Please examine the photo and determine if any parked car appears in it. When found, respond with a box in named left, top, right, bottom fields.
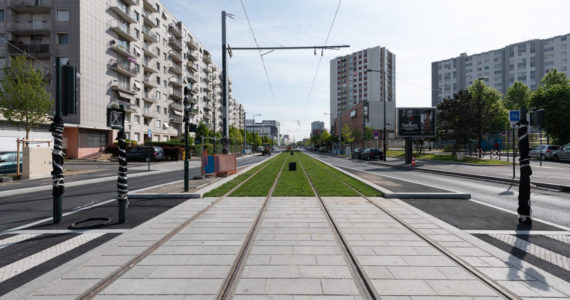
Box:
left=0, top=152, right=22, bottom=174
left=351, top=148, right=363, bottom=159
left=361, top=148, right=384, bottom=161
left=552, top=143, right=570, bottom=162
left=529, top=145, right=560, bottom=160
left=126, top=146, right=165, bottom=162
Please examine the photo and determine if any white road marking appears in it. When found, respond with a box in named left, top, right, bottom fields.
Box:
left=0, top=234, right=41, bottom=250
left=465, top=230, right=570, bottom=235
left=4, top=229, right=129, bottom=235
left=0, top=233, right=104, bottom=282
left=548, top=235, right=570, bottom=244
left=490, top=234, right=570, bottom=271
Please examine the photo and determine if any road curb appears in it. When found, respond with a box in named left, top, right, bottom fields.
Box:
left=370, top=160, right=570, bottom=193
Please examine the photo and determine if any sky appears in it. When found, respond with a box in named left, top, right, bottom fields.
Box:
left=160, top=0, right=570, bottom=142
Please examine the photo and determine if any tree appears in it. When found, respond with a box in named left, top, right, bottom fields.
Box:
left=320, top=129, right=331, bottom=145
left=195, top=122, right=209, bottom=143
left=504, top=81, right=531, bottom=110
left=469, top=79, right=509, bottom=155
left=437, top=90, right=477, bottom=155
left=351, top=127, right=362, bottom=144
left=341, top=124, right=354, bottom=144
left=229, top=126, right=243, bottom=145
left=530, top=70, right=570, bottom=144
left=364, top=127, right=374, bottom=140
left=0, top=56, right=53, bottom=140
left=253, top=133, right=262, bottom=149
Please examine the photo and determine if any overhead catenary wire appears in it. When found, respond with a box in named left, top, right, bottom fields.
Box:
left=238, top=0, right=282, bottom=118
left=0, top=36, right=55, bottom=71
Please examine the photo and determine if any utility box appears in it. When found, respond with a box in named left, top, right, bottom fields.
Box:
left=22, top=146, right=52, bottom=179
left=289, top=162, right=296, bottom=171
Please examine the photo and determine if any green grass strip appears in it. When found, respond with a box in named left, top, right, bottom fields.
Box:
left=304, top=153, right=383, bottom=197
left=230, top=153, right=288, bottom=196
left=297, top=153, right=359, bottom=197
left=204, top=155, right=276, bottom=197
left=273, top=152, right=314, bottom=196
left=386, top=150, right=511, bottom=166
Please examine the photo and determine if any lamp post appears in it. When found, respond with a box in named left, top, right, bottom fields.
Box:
left=366, top=68, right=387, bottom=161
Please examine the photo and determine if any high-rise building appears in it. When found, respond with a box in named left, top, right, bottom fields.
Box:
left=310, top=121, right=324, bottom=137
left=329, top=46, right=396, bottom=136
left=0, top=0, right=244, bottom=157
left=432, top=33, right=570, bottom=107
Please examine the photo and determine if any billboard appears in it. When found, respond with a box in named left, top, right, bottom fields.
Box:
left=397, top=107, right=437, bottom=138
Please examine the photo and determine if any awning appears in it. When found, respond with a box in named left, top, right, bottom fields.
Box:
left=173, top=110, right=183, bottom=116
left=133, top=81, right=142, bottom=90
left=116, top=91, right=134, bottom=102
left=163, top=122, right=169, bottom=129
left=133, top=46, right=141, bottom=56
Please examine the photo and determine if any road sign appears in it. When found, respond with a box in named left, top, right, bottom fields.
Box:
left=373, top=130, right=380, bottom=140
left=509, top=110, right=520, bottom=122
left=148, top=129, right=152, bottom=138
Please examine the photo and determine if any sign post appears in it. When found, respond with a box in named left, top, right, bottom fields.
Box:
left=147, top=129, right=151, bottom=172
left=373, top=130, right=380, bottom=150
left=517, top=107, right=532, bottom=224
left=108, top=106, right=127, bottom=223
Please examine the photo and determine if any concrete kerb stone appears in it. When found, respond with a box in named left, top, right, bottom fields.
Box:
left=0, top=197, right=216, bottom=300
left=308, top=153, right=470, bottom=199
left=377, top=197, right=570, bottom=298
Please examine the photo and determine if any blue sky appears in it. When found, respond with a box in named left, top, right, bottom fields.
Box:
left=161, top=0, right=569, bottom=142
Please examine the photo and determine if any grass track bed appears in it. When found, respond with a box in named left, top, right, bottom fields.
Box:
left=230, top=153, right=287, bottom=196
left=272, top=153, right=314, bottom=196
left=297, top=153, right=359, bottom=197
left=204, top=156, right=276, bottom=197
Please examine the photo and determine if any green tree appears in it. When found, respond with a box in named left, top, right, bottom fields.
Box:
left=0, top=56, right=53, bottom=140
left=437, top=90, right=477, bottom=155
left=504, top=81, right=531, bottom=110
left=341, top=124, right=354, bottom=144
left=469, top=79, right=509, bottom=155
left=195, top=122, right=209, bottom=143
left=351, top=127, right=362, bottom=143
left=530, top=70, right=570, bottom=144
left=253, top=133, right=262, bottom=149
left=364, top=127, right=374, bottom=140
left=320, top=129, right=331, bottom=145
left=229, top=126, right=243, bottom=145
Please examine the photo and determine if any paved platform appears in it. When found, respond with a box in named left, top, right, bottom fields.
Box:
left=3, top=192, right=569, bottom=300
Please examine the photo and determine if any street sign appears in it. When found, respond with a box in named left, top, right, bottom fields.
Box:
left=373, top=130, right=380, bottom=140
left=509, top=110, right=520, bottom=122
left=148, top=129, right=152, bottom=138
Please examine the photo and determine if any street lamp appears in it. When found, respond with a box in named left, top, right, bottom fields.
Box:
left=252, top=114, right=261, bottom=152
left=367, top=68, right=388, bottom=161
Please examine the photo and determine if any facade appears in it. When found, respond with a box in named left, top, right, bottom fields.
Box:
left=245, top=119, right=280, bottom=144
left=432, top=33, right=570, bottom=106
left=329, top=46, right=396, bottom=135
left=0, top=0, right=244, bottom=157
left=310, top=120, right=324, bottom=138
left=281, top=134, right=290, bottom=146
left=331, top=100, right=395, bottom=138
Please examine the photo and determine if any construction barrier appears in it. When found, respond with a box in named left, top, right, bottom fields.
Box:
left=214, top=154, right=237, bottom=176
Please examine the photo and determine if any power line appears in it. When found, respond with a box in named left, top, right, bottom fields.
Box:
left=0, top=37, right=54, bottom=71
left=239, top=0, right=282, bottom=117
left=301, top=0, right=342, bottom=119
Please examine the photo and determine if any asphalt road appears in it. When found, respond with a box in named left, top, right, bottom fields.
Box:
left=0, top=154, right=269, bottom=233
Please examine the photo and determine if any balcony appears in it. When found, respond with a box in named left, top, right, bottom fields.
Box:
left=109, top=21, right=137, bottom=42
left=203, top=84, right=212, bottom=93
left=143, top=0, right=158, bottom=13
left=169, top=76, right=183, bottom=87
left=168, top=23, right=182, bottom=39
left=111, top=60, right=139, bottom=77
left=142, top=44, right=157, bottom=58
left=9, top=0, right=52, bottom=13
left=8, top=20, right=51, bottom=36
left=203, top=66, right=212, bottom=74
left=203, top=75, right=211, bottom=83
left=189, top=86, right=199, bottom=95
left=169, top=114, right=183, bottom=123
left=203, top=53, right=212, bottom=64
left=169, top=63, right=183, bottom=75
left=142, top=12, right=157, bottom=28
left=111, top=82, right=136, bottom=95
left=143, top=77, right=157, bottom=88
left=142, top=61, right=158, bottom=73
left=143, top=92, right=158, bottom=103
left=188, top=96, right=198, bottom=104
left=109, top=42, right=132, bottom=57
left=123, top=0, right=138, bottom=5
left=203, top=103, right=212, bottom=111
left=169, top=102, right=183, bottom=112
left=142, top=26, right=158, bottom=43
left=186, top=50, right=198, bottom=62
left=143, top=110, right=157, bottom=118
left=7, top=43, right=50, bottom=58
left=168, top=50, right=182, bottom=63
left=186, top=39, right=198, bottom=50
left=109, top=3, right=137, bottom=23
left=203, top=112, right=212, bottom=120
left=170, top=89, right=183, bottom=100
left=187, top=62, right=198, bottom=73
left=187, top=73, right=198, bottom=83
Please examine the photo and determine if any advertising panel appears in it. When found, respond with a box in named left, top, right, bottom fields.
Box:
left=397, top=107, right=437, bottom=138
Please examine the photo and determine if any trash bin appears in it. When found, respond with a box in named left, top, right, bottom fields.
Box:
left=289, top=162, right=296, bottom=171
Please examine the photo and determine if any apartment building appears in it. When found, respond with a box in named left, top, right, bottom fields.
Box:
left=0, top=0, right=244, bottom=158
left=329, top=46, right=396, bottom=136
left=432, top=33, right=570, bottom=106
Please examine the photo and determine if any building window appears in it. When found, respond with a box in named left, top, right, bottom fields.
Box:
left=0, top=10, right=5, bottom=22
left=134, top=115, right=140, bottom=125
left=134, top=11, right=139, bottom=21
left=56, top=10, right=70, bottom=22
left=134, top=132, right=140, bottom=142
left=57, top=33, right=69, bottom=44
left=156, top=120, right=161, bottom=128
left=156, top=105, right=160, bottom=114
left=134, top=28, right=139, bottom=39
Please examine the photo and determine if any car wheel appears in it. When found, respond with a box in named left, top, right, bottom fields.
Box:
left=553, top=155, right=560, bottom=162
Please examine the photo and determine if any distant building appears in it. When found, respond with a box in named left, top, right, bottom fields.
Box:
left=282, top=134, right=290, bottom=145
left=246, top=119, right=280, bottom=143
left=310, top=121, right=325, bottom=138
left=432, top=33, right=570, bottom=106
left=330, top=46, right=396, bottom=136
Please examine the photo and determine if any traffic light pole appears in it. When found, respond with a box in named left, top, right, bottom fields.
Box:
left=183, top=87, right=190, bottom=192
left=50, top=57, right=64, bottom=224
left=117, top=126, right=128, bottom=223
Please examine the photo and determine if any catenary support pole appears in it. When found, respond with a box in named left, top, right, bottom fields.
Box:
left=517, top=106, right=532, bottom=223
left=183, top=87, right=190, bottom=192
left=221, top=11, right=229, bottom=154
left=51, top=57, right=64, bottom=224
left=117, top=127, right=128, bottom=223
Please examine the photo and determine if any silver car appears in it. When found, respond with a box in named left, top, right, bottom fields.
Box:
left=552, top=143, right=570, bottom=162
left=529, top=145, right=560, bottom=160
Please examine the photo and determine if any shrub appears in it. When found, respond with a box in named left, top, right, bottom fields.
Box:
left=161, top=146, right=182, bottom=160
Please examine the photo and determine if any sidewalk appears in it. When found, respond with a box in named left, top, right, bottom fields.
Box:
left=371, top=157, right=570, bottom=192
